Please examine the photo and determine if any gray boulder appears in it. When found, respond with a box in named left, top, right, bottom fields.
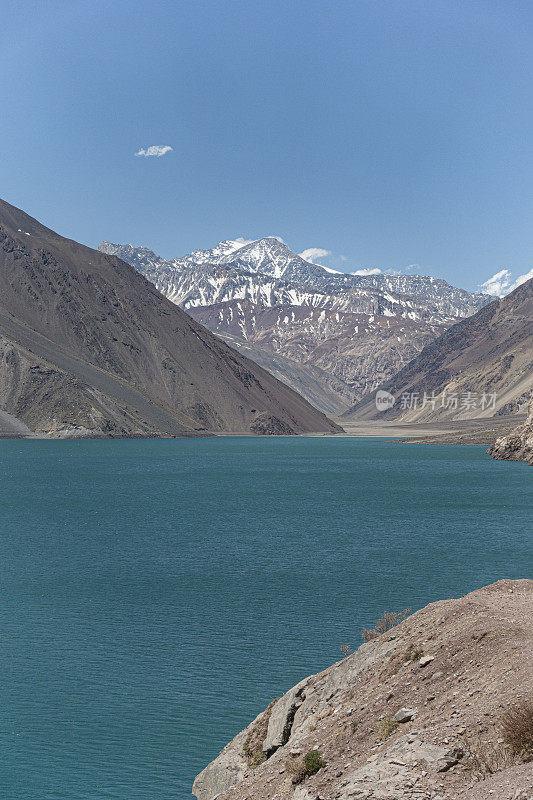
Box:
left=393, top=707, right=417, bottom=723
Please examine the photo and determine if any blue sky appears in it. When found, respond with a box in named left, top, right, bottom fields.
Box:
left=1, top=0, right=533, bottom=293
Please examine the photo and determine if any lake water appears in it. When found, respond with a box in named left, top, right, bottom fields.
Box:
left=0, top=438, right=531, bottom=799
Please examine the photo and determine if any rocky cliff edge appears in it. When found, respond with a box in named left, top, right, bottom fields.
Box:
left=489, top=399, right=533, bottom=465
left=193, top=580, right=533, bottom=800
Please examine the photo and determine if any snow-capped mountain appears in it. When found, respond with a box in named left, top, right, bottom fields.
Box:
left=160, top=236, right=330, bottom=281
left=99, top=237, right=492, bottom=412
left=100, top=237, right=488, bottom=323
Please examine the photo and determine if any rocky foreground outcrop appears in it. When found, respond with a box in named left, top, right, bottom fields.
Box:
left=489, top=399, right=533, bottom=465
left=193, top=580, right=533, bottom=800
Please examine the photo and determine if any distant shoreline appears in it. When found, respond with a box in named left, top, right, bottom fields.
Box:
left=0, top=413, right=524, bottom=446
left=326, top=413, right=526, bottom=447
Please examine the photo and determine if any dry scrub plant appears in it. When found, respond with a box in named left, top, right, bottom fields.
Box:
left=376, top=715, right=399, bottom=740
left=404, top=643, right=424, bottom=662
left=465, top=735, right=515, bottom=777
left=465, top=701, right=533, bottom=777
left=501, top=700, right=533, bottom=762
left=242, top=698, right=279, bottom=768
left=362, top=609, right=411, bottom=641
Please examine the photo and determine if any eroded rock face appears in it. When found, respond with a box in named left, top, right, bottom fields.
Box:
left=262, top=679, right=309, bottom=754
left=335, top=737, right=463, bottom=799
left=192, top=580, right=533, bottom=800
left=489, top=398, right=533, bottom=465
left=250, top=413, right=296, bottom=436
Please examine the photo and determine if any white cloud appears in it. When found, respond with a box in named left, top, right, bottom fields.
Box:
left=512, top=267, right=533, bottom=289
left=480, top=267, right=533, bottom=297
left=299, top=247, right=331, bottom=264
left=480, top=269, right=512, bottom=296
left=299, top=247, right=346, bottom=274
left=351, top=267, right=382, bottom=276
left=135, top=145, right=173, bottom=158
left=297, top=250, right=421, bottom=278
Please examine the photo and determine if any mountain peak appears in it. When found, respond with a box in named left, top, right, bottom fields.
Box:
left=217, top=236, right=327, bottom=279
left=253, top=235, right=286, bottom=245
left=96, top=234, right=495, bottom=415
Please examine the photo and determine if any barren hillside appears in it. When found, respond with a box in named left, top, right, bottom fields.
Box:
left=0, top=199, right=341, bottom=437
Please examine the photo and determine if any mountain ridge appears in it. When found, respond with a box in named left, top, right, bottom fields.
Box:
left=99, top=237, right=490, bottom=320
left=344, top=276, right=533, bottom=422
left=99, top=238, right=491, bottom=409
left=0, top=199, right=341, bottom=437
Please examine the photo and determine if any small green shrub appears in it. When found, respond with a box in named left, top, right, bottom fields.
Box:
left=404, top=644, right=424, bottom=662
left=376, top=715, right=399, bottom=740
left=286, top=750, right=326, bottom=783
left=350, top=719, right=359, bottom=733
left=303, top=750, right=326, bottom=776
left=248, top=750, right=266, bottom=768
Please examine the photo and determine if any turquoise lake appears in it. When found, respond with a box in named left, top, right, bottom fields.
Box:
left=0, top=438, right=531, bottom=799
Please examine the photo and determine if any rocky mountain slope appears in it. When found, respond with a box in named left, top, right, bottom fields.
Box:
left=209, top=329, right=356, bottom=415
left=191, top=301, right=440, bottom=413
left=99, top=238, right=490, bottom=412
left=0, top=199, right=341, bottom=437
left=193, top=579, right=533, bottom=800
left=345, top=277, right=533, bottom=423
left=489, top=398, right=533, bottom=464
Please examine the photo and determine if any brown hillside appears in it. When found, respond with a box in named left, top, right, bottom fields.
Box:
left=0, top=199, right=341, bottom=437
